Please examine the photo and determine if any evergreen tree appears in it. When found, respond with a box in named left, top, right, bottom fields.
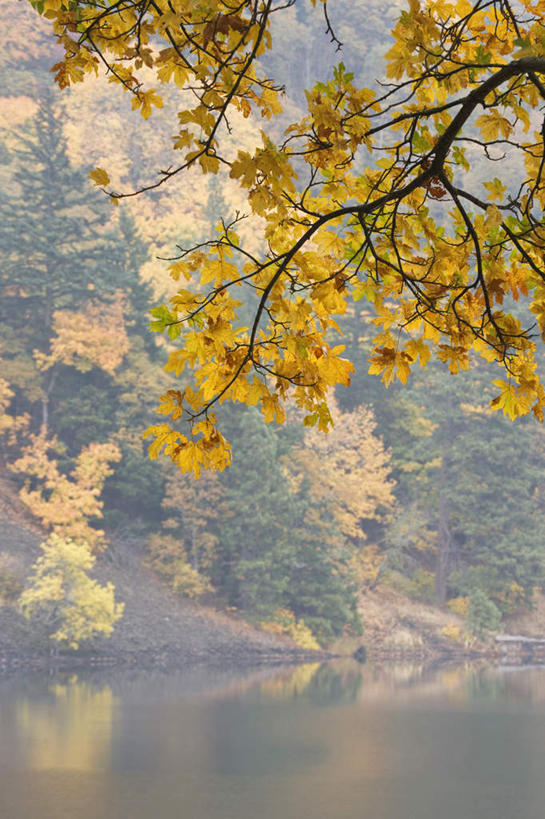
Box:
left=393, top=362, right=545, bottom=613
left=0, top=90, right=132, bottom=330
left=211, top=405, right=363, bottom=640
left=214, top=406, right=295, bottom=615
left=0, top=89, right=137, bottom=431
left=0, top=89, right=167, bottom=530
left=282, top=476, right=362, bottom=642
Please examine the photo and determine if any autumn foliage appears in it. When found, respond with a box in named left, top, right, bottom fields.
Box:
left=24, top=0, right=545, bottom=477
left=10, top=435, right=121, bottom=551
left=20, top=535, right=124, bottom=649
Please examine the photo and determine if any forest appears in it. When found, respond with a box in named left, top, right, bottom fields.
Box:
left=2, top=0, right=545, bottom=653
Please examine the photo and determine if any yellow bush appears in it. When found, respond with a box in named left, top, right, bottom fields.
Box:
left=448, top=596, right=470, bottom=617
left=260, top=608, right=320, bottom=651
left=19, top=535, right=124, bottom=650
left=441, top=623, right=463, bottom=643
left=146, top=534, right=212, bottom=599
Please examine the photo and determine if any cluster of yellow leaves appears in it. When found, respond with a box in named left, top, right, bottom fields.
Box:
left=448, top=596, right=470, bottom=617
left=145, top=229, right=357, bottom=470
left=34, top=298, right=129, bottom=376
left=30, top=0, right=545, bottom=470
left=10, top=434, right=121, bottom=551
left=441, top=623, right=465, bottom=644
left=19, top=534, right=124, bottom=649
left=36, top=0, right=285, bottom=184
left=144, top=414, right=232, bottom=477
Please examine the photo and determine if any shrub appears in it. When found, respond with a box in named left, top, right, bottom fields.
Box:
left=146, top=534, right=212, bottom=599
left=19, top=535, right=124, bottom=649
left=260, top=608, right=320, bottom=650
left=441, top=623, right=464, bottom=643
left=467, top=589, right=502, bottom=637
left=447, top=596, right=470, bottom=617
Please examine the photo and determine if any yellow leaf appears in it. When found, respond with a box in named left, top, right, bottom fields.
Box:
left=132, top=89, right=164, bottom=120
left=89, top=168, right=110, bottom=187
left=404, top=338, right=431, bottom=367
left=484, top=204, right=503, bottom=231
left=475, top=112, right=512, bottom=141
left=483, top=177, right=507, bottom=202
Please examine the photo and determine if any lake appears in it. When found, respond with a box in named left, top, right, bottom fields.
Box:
left=1, top=661, right=545, bottom=819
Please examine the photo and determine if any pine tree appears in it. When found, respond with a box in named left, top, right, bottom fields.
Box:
left=393, top=362, right=545, bottom=613
left=0, top=89, right=137, bottom=431
left=214, top=406, right=295, bottom=615
left=0, top=88, right=169, bottom=530
left=0, top=90, right=132, bottom=330
left=211, top=405, right=363, bottom=640
left=282, top=477, right=362, bottom=642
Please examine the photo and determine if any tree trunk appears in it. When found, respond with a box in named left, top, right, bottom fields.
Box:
left=435, top=485, right=451, bottom=607
left=41, top=367, right=58, bottom=435
left=435, top=400, right=454, bottom=608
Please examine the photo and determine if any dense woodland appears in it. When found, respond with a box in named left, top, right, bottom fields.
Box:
left=2, top=0, right=545, bottom=650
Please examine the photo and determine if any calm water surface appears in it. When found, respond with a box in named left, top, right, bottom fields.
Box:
left=1, top=661, right=545, bottom=819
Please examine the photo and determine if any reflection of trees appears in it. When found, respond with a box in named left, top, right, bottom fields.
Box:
left=268, top=662, right=545, bottom=708
left=257, top=663, right=363, bottom=705
left=474, top=667, right=545, bottom=705
left=302, top=665, right=363, bottom=706
left=13, top=675, right=115, bottom=770
left=257, top=663, right=322, bottom=701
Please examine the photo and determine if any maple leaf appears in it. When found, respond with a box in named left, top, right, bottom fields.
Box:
left=230, top=151, right=257, bottom=187
left=89, top=167, right=110, bottom=187
left=475, top=112, right=513, bottom=141
left=483, top=177, right=507, bottom=202
left=131, top=89, right=164, bottom=120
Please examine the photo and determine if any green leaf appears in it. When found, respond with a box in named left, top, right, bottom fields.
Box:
left=167, top=323, right=181, bottom=341
left=474, top=45, right=492, bottom=65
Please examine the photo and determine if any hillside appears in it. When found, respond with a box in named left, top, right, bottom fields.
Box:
left=5, top=467, right=545, bottom=669
left=0, top=476, right=324, bottom=670
left=0, top=474, right=486, bottom=668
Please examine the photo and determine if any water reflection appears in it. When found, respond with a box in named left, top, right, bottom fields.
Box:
left=2, top=662, right=545, bottom=819
left=7, top=677, right=115, bottom=771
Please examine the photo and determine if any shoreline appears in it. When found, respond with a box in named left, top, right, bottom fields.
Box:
left=0, top=640, right=504, bottom=675
left=0, top=644, right=336, bottom=674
